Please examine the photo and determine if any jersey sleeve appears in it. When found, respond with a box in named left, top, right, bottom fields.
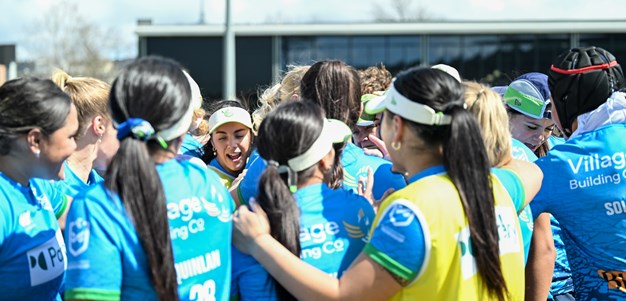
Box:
left=31, top=179, right=69, bottom=219
left=363, top=199, right=427, bottom=285
left=63, top=194, right=122, bottom=301
left=529, top=157, right=555, bottom=219
left=492, top=168, right=525, bottom=212
left=371, top=161, right=407, bottom=201
left=231, top=247, right=278, bottom=301
left=238, top=155, right=267, bottom=205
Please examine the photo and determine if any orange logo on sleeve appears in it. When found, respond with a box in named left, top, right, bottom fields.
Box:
left=598, top=270, right=626, bottom=293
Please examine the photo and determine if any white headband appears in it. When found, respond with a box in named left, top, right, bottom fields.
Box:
left=287, top=119, right=350, bottom=172
left=365, top=84, right=452, bottom=126
left=156, top=70, right=203, bottom=141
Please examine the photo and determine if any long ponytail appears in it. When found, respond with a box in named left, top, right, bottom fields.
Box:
left=106, top=56, right=192, bottom=301
left=256, top=165, right=301, bottom=301
left=106, top=139, right=179, bottom=300
left=256, top=100, right=330, bottom=301
left=444, top=107, right=508, bottom=301
left=394, top=67, right=508, bottom=301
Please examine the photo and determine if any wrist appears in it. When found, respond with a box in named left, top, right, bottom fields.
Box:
left=249, top=233, right=275, bottom=258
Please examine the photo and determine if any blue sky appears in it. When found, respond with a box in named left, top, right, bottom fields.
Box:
left=0, top=0, right=623, bottom=59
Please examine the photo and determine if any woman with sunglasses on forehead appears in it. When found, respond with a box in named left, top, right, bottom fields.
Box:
left=232, top=67, right=542, bottom=301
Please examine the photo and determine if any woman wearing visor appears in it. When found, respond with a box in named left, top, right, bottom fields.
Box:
left=504, top=73, right=556, bottom=158
left=504, top=73, right=575, bottom=301
left=232, top=67, right=542, bottom=301
left=230, top=100, right=374, bottom=301
left=202, top=100, right=254, bottom=189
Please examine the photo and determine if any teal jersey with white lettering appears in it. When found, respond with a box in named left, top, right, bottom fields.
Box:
left=531, top=123, right=626, bottom=299
left=59, top=162, right=104, bottom=198
left=0, top=173, right=67, bottom=301
left=297, top=183, right=375, bottom=275
left=231, top=183, right=375, bottom=300
left=64, top=157, right=232, bottom=301
left=510, top=138, right=536, bottom=265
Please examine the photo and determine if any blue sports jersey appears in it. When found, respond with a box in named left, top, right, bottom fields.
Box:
left=231, top=183, right=375, bottom=300
left=0, top=173, right=67, bottom=301
left=237, top=150, right=264, bottom=204
left=179, top=134, right=205, bottom=159
left=510, top=138, right=536, bottom=265
left=238, top=143, right=406, bottom=204
left=548, top=135, right=566, bottom=149
left=341, top=143, right=406, bottom=199
left=549, top=215, right=574, bottom=298
left=531, top=123, right=626, bottom=299
left=546, top=136, right=574, bottom=299
left=59, top=162, right=104, bottom=198
left=64, top=157, right=232, bottom=301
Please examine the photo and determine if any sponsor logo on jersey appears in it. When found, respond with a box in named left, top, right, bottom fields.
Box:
left=27, top=230, right=66, bottom=286
left=389, top=205, right=415, bottom=227
left=68, top=218, right=90, bottom=256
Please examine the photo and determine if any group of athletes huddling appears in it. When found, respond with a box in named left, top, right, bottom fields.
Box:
left=0, top=45, right=624, bottom=301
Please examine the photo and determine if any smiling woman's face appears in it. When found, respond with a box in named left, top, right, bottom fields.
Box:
left=211, top=122, right=252, bottom=175
left=509, top=113, right=555, bottom=151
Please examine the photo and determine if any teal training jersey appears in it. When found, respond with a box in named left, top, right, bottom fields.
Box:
left=64, top=157, right=233, bottom=301
left=0, top=173, right=67, bottom=301
left=231, top=183, right=375, bottom=300
left=59, top=162, right=104, bottom=198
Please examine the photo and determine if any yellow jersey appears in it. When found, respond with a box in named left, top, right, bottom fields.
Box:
left=364, top=166, right=525, bottom=300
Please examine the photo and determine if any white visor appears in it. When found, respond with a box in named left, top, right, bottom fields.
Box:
left=208, top=107, right=253, bottom=134
left=365, top=84, right=452, bottom=126
left=287, top=119, right=351, bottom=172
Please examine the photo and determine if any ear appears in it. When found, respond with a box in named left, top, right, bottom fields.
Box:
left=319, top=148, right=335, bottom=172
left=91, top=115, right=107, bottom=136
left=25, top=128, right=43, bottom=155
left=391, top=114, right=405, bottom=145
left=209, top=138, right=217, bottom=154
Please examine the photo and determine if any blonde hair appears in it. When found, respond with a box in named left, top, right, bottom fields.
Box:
left=252, top=65, right=310, bottom=132
left=51, top=69, right=110, bottom=137
left=463, top=81, right=512, bottom=167
left=192, top=107, right=209, bottom=136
